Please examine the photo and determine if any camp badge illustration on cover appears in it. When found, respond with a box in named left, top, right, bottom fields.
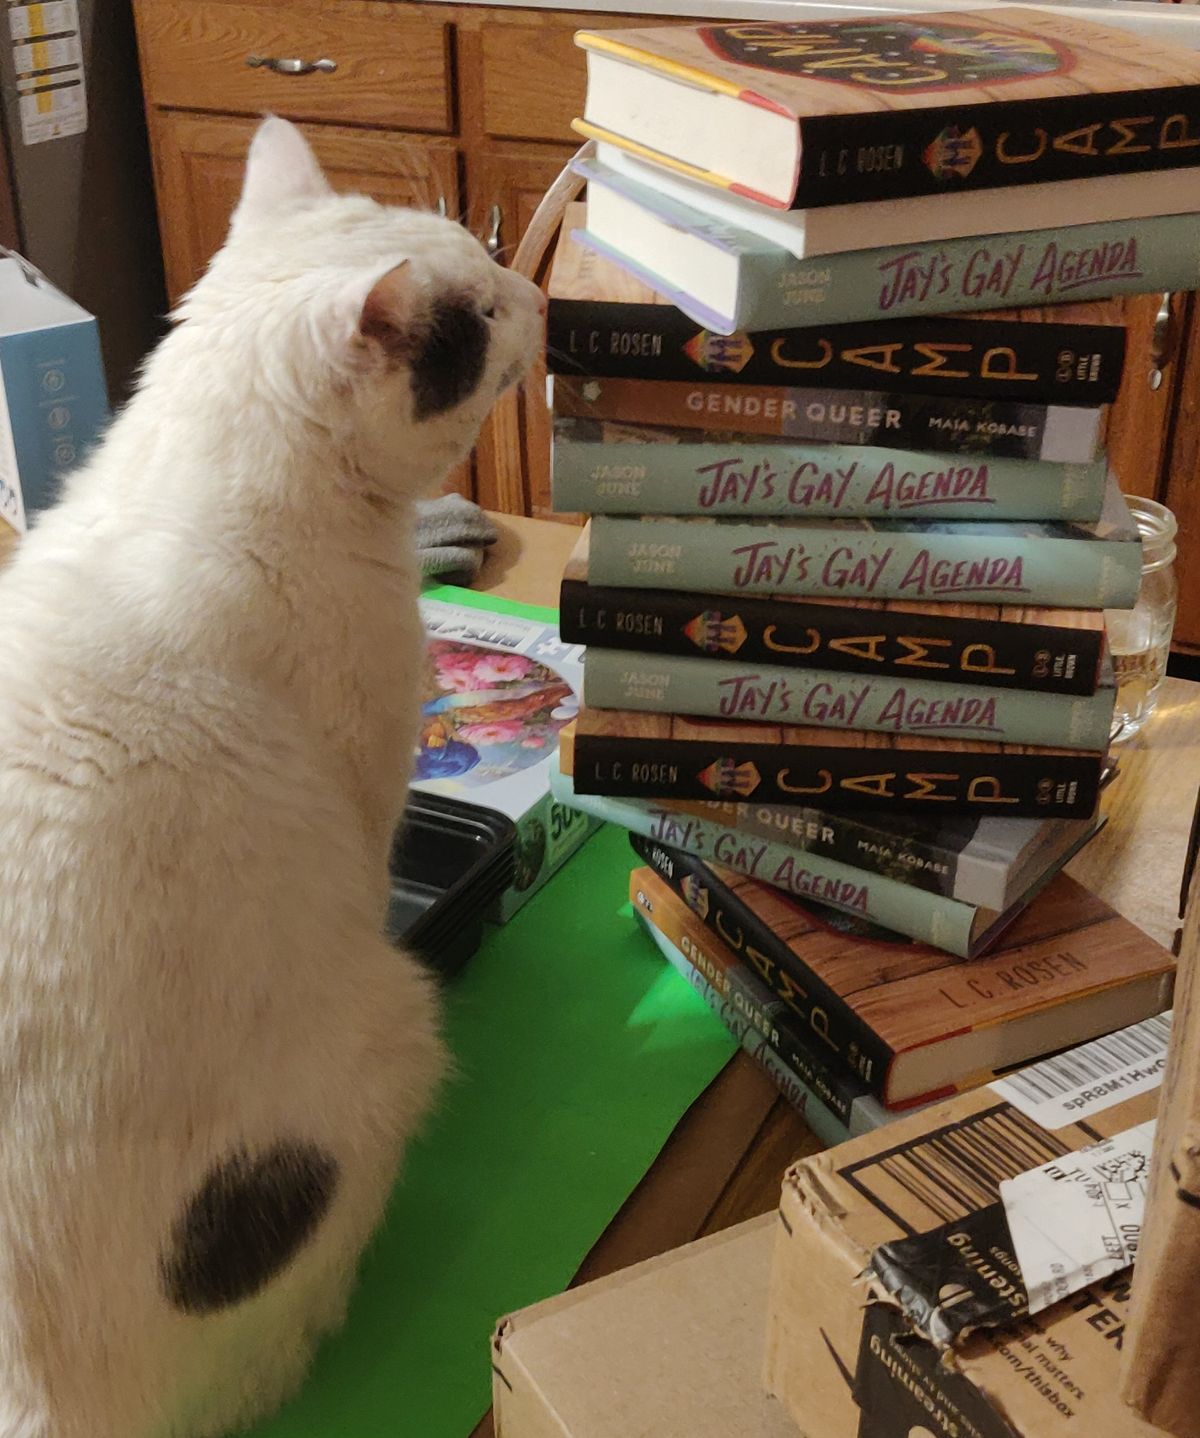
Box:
left=696, top=17, right=1069, bottom=92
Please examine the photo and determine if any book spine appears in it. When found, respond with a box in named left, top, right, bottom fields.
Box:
left=587, top=515, right=1143, bottom=609
left=631, top=836, right=895, bottom=1100
left=795, top=85, right=1200, bottom=208
left=546, top=299, right=1127, bottom=404
left=548, top=762, right=981, bottom=953
left=583, top=649, right=1115, bottom=752
left=571, top=722, right=1103, bottom=820
left=578, top=212, right=1200, bottom=330
left=551, top=376, right=1103, bottom=464
left=557, top=577, right=1106, bottom=696
left=551, top=422, right=1107, bottom=522
left=631, top=895, right=854, bottom=1145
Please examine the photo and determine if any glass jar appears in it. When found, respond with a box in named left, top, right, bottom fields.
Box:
left=1105, top=497, right=1178, bottom=743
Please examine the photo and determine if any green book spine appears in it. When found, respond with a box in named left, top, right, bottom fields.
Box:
left=583, top=649, right=1115, bottom=752
left=549, top=763, right=980, bottom=956
left=587, top=508, right=1142, bottom=609
left=578, top=158, right=1200, bottom=330
left=551, top=423, right=1108, bottom=522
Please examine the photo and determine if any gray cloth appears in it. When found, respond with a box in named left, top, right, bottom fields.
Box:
left=415, top=493, right=498, bottom=586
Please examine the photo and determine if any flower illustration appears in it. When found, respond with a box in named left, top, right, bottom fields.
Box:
left=471, top=653, right=534, bottom=684
left=457, top=719, right=524, bottom=746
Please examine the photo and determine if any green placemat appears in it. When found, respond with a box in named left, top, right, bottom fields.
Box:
left=241, top=824, right=735, bottom=1438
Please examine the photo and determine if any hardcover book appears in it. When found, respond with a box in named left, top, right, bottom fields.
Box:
left=633, top=840, right=1174, bottom=1107
left=632, top=870, right=872, bottom=1142
left=554, top=417, right=1110, bottom=523
left=593, top=137, right=1200, bottom=266
left=582, top=645, right=1117, bottom=750
left=547, top=209, right=1128, bottom=404
left=412, top=589, right=599, bottom=920
left=560, top=527, right=1109, bottom=696
left=576, top=159, right=1200, bottom=333
left=574, top=9, right=1200, bottom=208
left=562, top=707, right=1106, bottom=819
left=551, top=370, right=1106, bottom=463
left=586, top=477, right=1143, bottom=610
left=551, top=760, right=1103, bottom=954
left=552, top=759, right=1104, bottom=913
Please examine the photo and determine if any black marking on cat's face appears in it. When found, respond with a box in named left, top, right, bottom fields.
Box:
left=411, top=298, right=489, bottom=420
left=161, top=1141, right=339, bottom=1315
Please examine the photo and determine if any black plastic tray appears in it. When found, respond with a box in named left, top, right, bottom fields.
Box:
left=385, top=792, right=516, bottom=979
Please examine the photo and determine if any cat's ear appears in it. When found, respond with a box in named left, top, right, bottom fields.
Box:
left=356, top=263, right=420, bottom=361
left=231, top=116, right=331, bottom=233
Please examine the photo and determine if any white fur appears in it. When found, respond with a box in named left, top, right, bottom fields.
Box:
left=0, top=117, right=545, bottom=1438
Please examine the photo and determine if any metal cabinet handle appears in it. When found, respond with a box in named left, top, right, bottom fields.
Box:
left=1150, top=292, right=1176, bottom=392
left=436, top=195, right=448, bottom=218
left=246, top=55, right=338, bottom=75
left=485, top=204, right=502, bottom=258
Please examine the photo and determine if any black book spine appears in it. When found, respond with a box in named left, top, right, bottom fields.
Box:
left=794, top=84, right=1200, bottom=207
left=547, top=300, right=1127, bottom=404
left=632, top=833, right=893, bottom=1100
left=575, top=732, right=1102, bottom=819
left=558, top=577, right=1104, bottom=696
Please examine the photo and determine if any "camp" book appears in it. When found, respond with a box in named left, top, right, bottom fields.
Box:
left=631, top=842, right=1174, bottom=1109
left=559, top=528, right=1109, bottom=696
left=562, top=708, right=1106, bottom=819
left=574, top=9, right=1200, bottom=208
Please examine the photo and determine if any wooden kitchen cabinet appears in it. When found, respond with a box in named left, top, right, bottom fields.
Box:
left=129, top=0, right=1200, bottom=629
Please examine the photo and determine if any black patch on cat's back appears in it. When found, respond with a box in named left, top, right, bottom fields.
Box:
left=412, top=298, right=489, bottom=419
left=161, top=1141, right=339, bottom=1315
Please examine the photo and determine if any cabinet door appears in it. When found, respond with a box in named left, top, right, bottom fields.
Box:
left=148, top=110, right=471, bottom=497
left=1157, top=295, right=1200, bottom=653
left=467, top=142, right=578, bottom=519
left=151, top=110, right=459, bottom=302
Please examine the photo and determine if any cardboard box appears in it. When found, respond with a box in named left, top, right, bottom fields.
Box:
left=764, top=1019, right=1173, bottom=1438
left=0, top=253, right=108, bottom=531
left=492, top=1216, right=796, bottom=1437
left=414, top=589, right=599, bottom=920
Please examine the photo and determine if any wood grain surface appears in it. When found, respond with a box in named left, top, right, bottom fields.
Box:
left=135, top=0, right=452, bottom=132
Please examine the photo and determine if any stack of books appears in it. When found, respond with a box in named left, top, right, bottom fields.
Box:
left=549, top=6, right=1193, bottom=1143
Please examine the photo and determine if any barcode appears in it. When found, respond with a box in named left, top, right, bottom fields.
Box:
left=840, top=1104, right=1069, bottom=1235
left=995, top=1013, right=1171, bottom=1106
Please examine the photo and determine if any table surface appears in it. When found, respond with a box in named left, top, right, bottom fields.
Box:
left=471, top=512, right=1200, bottom=1438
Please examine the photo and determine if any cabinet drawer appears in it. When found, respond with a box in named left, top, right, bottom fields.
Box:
left=135, top=0, right=452, bottom=133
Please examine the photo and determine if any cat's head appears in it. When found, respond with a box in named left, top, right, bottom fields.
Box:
left=185, top=117, right=546, bottom=493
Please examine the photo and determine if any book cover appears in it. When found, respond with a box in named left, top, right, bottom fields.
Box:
left=552, top=758, right=1103, bottom=913
left=551, top=370, right=1106, bottom=463
left=586, top=477, right=1142, bottom=610
left=575, top=10, right=1200, bottom=207
left=562, top=707, right=1106, bottom=819
left=631, top=872, right=864, bottom=1142
left=575, top=159, right=1200, bottom=333
left=547, top=214, right=1128, bottom=403
left=560, top=527, right=1108, bottom=697
left=594, top=136, right=1200, bottom=266
left=583, top=646, right=1116, bottom=750
left=633, top=838, right=1175, bottom=1107
left=413, top=589, right=599, bottom=920
left=552, top=418, right=1109, bottom=522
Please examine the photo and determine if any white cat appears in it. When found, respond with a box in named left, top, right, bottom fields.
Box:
left=0, top=117, right=545, bottom=1438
